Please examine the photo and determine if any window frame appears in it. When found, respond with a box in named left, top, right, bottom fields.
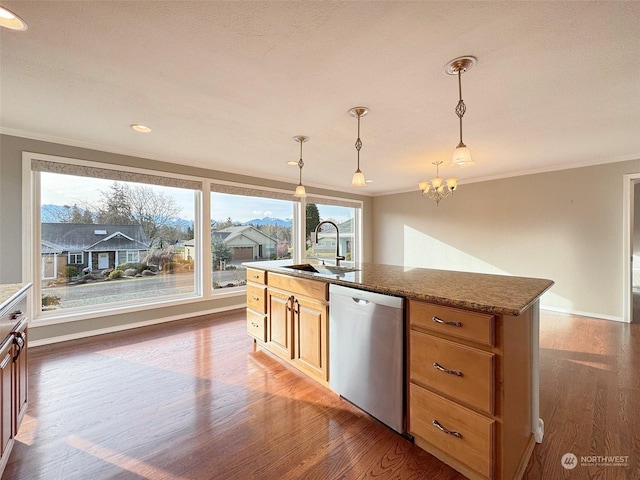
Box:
left=23, top=152, right=206, bottom=324
left=67, top=251, right=83, bottom=264
left=22, top=152, right=363, bottom=326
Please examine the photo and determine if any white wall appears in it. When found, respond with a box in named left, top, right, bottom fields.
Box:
left=372, top=159, right=640, bottom=320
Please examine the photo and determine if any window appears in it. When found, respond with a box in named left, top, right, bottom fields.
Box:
left=210, top=187, right=297, bottom=291
left=68, top=251, right=83, bottom=264
left=305, top=200, right=360, bottom=266
left=30, top=155, right=201, bottom=317
left=24, top=153, right=362, bottom=323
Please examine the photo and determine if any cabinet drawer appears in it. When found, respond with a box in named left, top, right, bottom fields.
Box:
left=268, top=273, right=328, bottom=302
left=246, top=310, right=267, bottom=342
left=410, top=384, right=494, bottom=479
left=411, top=331, right=494, bottom=414
left=409, top=300, right=494, bottom=346
left=247, top=285, right=267, bottom=313
left=246, top=268, right=267, bottom=285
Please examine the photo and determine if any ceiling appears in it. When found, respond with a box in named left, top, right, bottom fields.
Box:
left=1, top=1, right=639, bottom=196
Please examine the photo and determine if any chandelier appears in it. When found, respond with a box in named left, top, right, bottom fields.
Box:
left=418, top=161, right=458, bottom=206
left=445, top=56, right=477, bottom=168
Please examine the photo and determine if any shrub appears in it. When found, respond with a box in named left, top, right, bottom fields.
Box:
left=61, top=266, right=78, bottom=278
left=42, top=294, right=60, bottom=307
left=109, top=269, right=123, bottom=280
left=116, top=262, right=144, bottom=273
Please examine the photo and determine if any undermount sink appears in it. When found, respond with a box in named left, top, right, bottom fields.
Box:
left=282, top=263, right=320, bottom=273
left=282, top=264, right=359, bottom=275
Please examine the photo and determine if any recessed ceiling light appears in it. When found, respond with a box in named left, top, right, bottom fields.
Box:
left=0, top=6, right=28, bottom=31
left=130, top=124, right=151, bottom=133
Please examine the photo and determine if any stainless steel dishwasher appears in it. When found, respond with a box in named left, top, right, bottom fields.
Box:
left=329, top=284, right=405, bottom=434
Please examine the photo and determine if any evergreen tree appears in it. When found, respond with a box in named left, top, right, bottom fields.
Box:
left=212, top=236, right=233, bottom=269
left=306, top=203, right=320, bottom=241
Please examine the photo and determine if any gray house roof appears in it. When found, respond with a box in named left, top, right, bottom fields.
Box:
left=41, top=223, right=150, bottom=252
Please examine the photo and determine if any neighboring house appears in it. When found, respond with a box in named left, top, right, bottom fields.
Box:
left=41, top=223, right=150, bottom=279
left=184, top=225, right=277, bottom=263
left=313, top=218, right=354, bottom=259
left=183, top=239, right=196, bottom=261
left=215, top=225, right=277, bottom=261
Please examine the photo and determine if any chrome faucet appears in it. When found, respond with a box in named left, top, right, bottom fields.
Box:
left=314, top=220, right=345, bottom=267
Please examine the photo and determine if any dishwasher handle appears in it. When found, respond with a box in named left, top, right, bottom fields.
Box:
left=351, top=297, right=370, bottom=305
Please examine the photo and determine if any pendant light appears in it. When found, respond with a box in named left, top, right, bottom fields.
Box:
left=445, top=56, right=477, bottom=168
left=292, top=135, right=308, bottom=198
left=349, top=106, right=369, bottom=187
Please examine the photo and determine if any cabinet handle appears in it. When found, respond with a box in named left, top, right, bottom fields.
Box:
left=432, top=316, right=462, bottom=327
left=10, top=310, right=23, bottom=320
left=293, top=299, right=300, bottom=317
left=251, top=322, right=259, bottom=328
left=433, top=362, right=463, bottom=377
left=251, top=296, right=260, bottom=301
left=287, top=296, right=294, bottom=312
left=251, top=274, right=260, bottom=279
left=432, top=419, right=462, bottom=439
left=12, top=332, right=25, bottom=362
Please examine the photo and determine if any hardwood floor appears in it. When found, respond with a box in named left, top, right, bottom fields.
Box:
left=3, top=309, right=639, bottom=479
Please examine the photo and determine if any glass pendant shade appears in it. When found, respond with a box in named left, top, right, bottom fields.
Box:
left=351, top=170, right=366, bottom=187
left=294, top=184, right=307, bottom=197
left=451, top=145, right=474, bottom=168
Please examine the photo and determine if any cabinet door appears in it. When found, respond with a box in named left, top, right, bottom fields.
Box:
left=293, top=297, right=328, bottom=381
left=0, top=338, right=12, bottom=459
left=267, top=289, right=294, bottom=360
left=13, top=324, right=27, bottom=431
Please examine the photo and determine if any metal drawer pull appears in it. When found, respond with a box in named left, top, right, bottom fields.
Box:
left=250, top=322, right=259, bottom=328
left=251, top=296, right=260, bottom=301
left=433, top=362, right=463, bottom=377
left=432, top=316, right=462, bottom=327
left=10, top=310, right=23, bottom=320
left=432, top=419, right=462, bottom=439
left=251, top=274, right=260, bottom=279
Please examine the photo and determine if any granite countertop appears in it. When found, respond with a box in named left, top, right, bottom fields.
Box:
left=0, top=283, right=31, bottom=311
left=246, top=260, right=554, bottom=316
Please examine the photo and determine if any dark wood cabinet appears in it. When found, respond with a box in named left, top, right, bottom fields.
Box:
left=0, top=284, right=30, bottom=477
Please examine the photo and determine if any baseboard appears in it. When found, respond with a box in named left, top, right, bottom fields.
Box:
left=28, top=304, right=243, bottom=347
left=540, top=306, right=624, bottom=323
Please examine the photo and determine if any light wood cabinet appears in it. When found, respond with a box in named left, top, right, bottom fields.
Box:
left=408, top=299, right=535, bottom=480
left=266, top=288, right=294, bottom=360
left=247, top=270, right=329, bottom=384
left=292, top=295, right=327, bottom=381
left=245, top=268, right=267, bottom=342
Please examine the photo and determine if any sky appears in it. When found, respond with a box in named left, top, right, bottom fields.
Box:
left=41, top=172, right=353, bottom=224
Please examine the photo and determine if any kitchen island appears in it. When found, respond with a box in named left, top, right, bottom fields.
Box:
left=245, top=260, right=553, bottom=480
